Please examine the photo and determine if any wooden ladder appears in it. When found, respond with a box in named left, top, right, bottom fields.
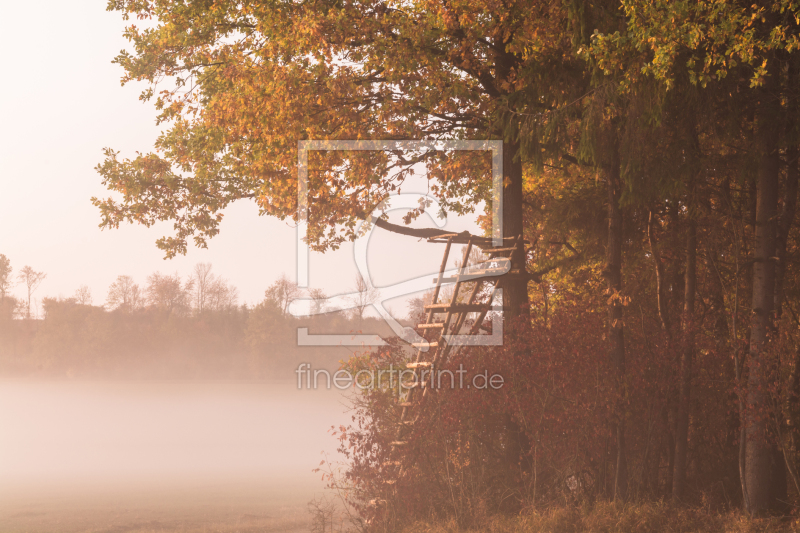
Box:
left=383, top=233, right=527, bottom=483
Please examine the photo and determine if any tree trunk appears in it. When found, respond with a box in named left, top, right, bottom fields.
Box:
left=503, top=140, right=528, bottom=319
left=606, top=133, right=628, bottom=500
left=673, top=217, right=696, bottom=502
left=776, top=53, right=799, bottom=319
left=501, top=140, right=532, bottom=484
left=745, top=67, right=785, bottom=515
left=647, top=210, right=672, bottom=335
left=775, top=146, right=798, bottom=318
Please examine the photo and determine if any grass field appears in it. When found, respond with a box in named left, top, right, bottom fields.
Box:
left=0, top=477, right=316, bottom=533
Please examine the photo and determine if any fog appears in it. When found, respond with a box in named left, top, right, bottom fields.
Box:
left=0, top=380, right=351, bottom=532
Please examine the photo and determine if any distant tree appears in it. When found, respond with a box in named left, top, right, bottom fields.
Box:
left=245, top=296, right=288, bottom=370
left=0, top=254, right=12, bottom=302
left=17, top=266, right=46, bottom=319
left=348, top=273, right=380, bottom=325
left=191, top=262, right=215, bottom=313
left=265, top=274, right=300, bottom=318
left=308, top=288, right=328, bottom=315
left=187, top=263, right=239, bottom=312
left=106, top=275, right=143, bottom=311
left=206, top=276, right=238, bottom=311
left=145, top=271, right=193, bottom=314
left=74, top=285, right=92, bottom=306
left=407, top=289, right=434, bottom=322
left=0, top=296, right=17, bottom=322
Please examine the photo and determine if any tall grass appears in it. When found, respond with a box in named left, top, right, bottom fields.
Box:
left=401, top=502, right=799, bottom=533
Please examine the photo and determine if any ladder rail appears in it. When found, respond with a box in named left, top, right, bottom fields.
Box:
left=397, top=236, right=455, bottom=422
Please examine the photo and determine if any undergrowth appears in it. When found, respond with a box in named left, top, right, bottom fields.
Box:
left=400, top=502, right=800, bottom=533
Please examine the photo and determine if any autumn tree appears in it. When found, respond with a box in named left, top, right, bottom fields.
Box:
left=94, top=0, right=597, bottom=322
left=206, top=276, right=238, bottom=311
left=145, top=271, right=193, bottom=314
left=106, top=275, right=143, bottom=311
left=266, top=274, right=301, bottom=318
left=600, top=0, right=800, bottom=513
left=94, top=0, right=653, bottom=500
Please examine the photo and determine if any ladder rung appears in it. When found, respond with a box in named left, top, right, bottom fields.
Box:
left=425, top=303, right=486, bottom=312
left=417, top=323, right=445, bottom=329
left=461, top=267, right=510, bottom=277
left=436, top=267, right=527, bottom=283
left=428, top=235, right=526, bottom=244
left=411, top=342, right=439, bottom=349
left=406, top=361, right=433, bottom=368
left=479, top=236, right=528, bottom=243
left=397, top=402, right=413, bottom=407
left=402, top=381, right=427, bottom=388
left=390, top=441, right=408, bottom=447
left=483, top=246, right=518, bottom=253
left=434, top=269, right=508, bottom=283
left=400, top=420, right=414, bottom=426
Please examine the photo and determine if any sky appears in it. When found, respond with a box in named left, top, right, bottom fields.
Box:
left=0, top=2, right=481, bottom=320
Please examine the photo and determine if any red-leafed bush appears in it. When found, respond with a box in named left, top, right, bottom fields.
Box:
left=336, top=291, right=746, bottom=531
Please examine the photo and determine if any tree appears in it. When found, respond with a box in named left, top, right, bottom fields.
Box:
left=191, top=262, right=215, bottom=313
left=94, top=0, right=591, bottom=322
left=348, top=273, right=380, bottom=325
left=106, top=275, right=143, bottom=311
left=145, top=271, right=193, bottom=314
left=0, top=254, right=12, bottom=302
left=92, top=0, right=647, bottom=495
left=308, top=288, right=328, bottom=316
left=602, top=0, right=800, bottom=513
left=206, top=276, right=238, bottom=311
left=188, top=262, right=238, bottom=312
left=604, top=128, right=628, bottom=500
left=745, top=60, right=785, bottom=514
left=17, top=266, right=46, bottom=319
left=266, top=274, right=301, bottom=318
left=74, top=285, right=93, bottom=306
left=407, top=291, right=430, bottom=322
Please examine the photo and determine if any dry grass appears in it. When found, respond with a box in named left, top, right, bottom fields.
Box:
left=401, top=502, right=800, bottom=533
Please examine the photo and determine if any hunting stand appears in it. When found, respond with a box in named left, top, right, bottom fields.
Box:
left=383, top=232, right=529, bottom=484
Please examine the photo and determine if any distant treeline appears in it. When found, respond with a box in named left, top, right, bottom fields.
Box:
left=0, top=257, right=400, bottom=379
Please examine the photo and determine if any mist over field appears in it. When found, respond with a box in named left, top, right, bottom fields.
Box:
left=0, top=380, right=353, bottom=532
left=0, top=271, right=398, bottom=532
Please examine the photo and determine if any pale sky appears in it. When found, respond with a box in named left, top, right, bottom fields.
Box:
left=0, top=2, right=481, bottom=318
